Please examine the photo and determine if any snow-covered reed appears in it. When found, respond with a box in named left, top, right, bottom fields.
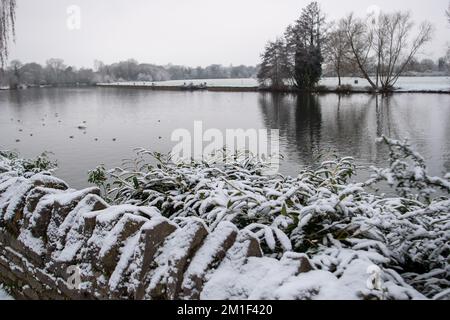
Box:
left=0, top=151, right=57, bottom=176
left=85, top=137, right=449, bottom=298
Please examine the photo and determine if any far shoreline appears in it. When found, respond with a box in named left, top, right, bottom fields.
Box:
left=95, top=83, right=450, bottom=94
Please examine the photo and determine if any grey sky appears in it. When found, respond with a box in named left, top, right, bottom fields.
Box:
left=9, top=0, right=450, bottom=68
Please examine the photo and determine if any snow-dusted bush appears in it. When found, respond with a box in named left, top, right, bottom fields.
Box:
left=87, top=137, right=449, bottom=298
left=0, top=151, right=57, bottom=177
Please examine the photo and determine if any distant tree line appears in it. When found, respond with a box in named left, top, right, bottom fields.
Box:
left=0, top=59, right=257, bottom=88
left=1, top=54, right=447, bottom=89
left=258, top=1, right=447, bottom=92
left=93, top=60, right=257, bottom=82
left=0, top=59, right=96, bottom=88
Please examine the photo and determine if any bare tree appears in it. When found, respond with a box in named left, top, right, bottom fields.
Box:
left=342, top=13, right=377, bottom=89
left=343, top=11, right=433, bottom=92
left=0, top=0, right=16, bottom=67
left=45, top=58, right=66, bottom=84
left=325, top=21, right=350, bottom=86
left=375, top=12, right=433, bottom=90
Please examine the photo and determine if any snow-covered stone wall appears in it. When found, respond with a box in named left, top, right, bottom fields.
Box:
left=0, top=168, right=318, bottom=299
left=0, top=158, right=427, bottom=300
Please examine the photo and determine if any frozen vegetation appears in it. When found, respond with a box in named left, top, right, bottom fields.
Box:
left=0, top=137, right=449, bottom=300
left=88, top=137, right=450, bottom=299
left=98, top=76, right=450, bottom=92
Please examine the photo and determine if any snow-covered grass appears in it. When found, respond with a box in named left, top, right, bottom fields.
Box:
left=319, top=77, right=450, bottom=92
left=86, top=137, right=450, bottom=299
left=0, top=151, right=57, bottom=176
left=97, top=77, right=450, bottom=91
left=98, top=78, right=258, bottom=88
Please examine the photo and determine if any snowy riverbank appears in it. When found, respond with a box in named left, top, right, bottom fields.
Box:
left=97, top=76, right=450, bottom=93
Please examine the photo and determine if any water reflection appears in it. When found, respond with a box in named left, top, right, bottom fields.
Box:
left=258, top=92, right=450, bottom=177
left=0, top=88, right=449, bottom=188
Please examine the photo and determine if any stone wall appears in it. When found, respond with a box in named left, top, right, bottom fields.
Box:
left=0, top=169, right=313, bottom=300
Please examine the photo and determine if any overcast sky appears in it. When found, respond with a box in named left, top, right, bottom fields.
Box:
left=9, top=0, right=450, bottom=68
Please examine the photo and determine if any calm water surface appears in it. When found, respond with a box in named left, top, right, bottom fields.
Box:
left=1, top=87, right=449, bottom=189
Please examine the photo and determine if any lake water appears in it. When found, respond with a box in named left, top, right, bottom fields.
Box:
left=1, top=87, right=450, bottom=189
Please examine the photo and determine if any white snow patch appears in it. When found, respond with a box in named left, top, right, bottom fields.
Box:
left=0, top=285, right=13, bottom=300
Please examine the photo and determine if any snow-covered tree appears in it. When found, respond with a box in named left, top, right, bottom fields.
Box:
left=325, top=21, right=352, bottom=86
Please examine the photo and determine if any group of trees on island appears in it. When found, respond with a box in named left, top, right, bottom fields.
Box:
left=258, top=3, right=326, bottom=91
left=0, top=59, right=257, bottom=88
left=258, top=1, right=449, bottom=92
